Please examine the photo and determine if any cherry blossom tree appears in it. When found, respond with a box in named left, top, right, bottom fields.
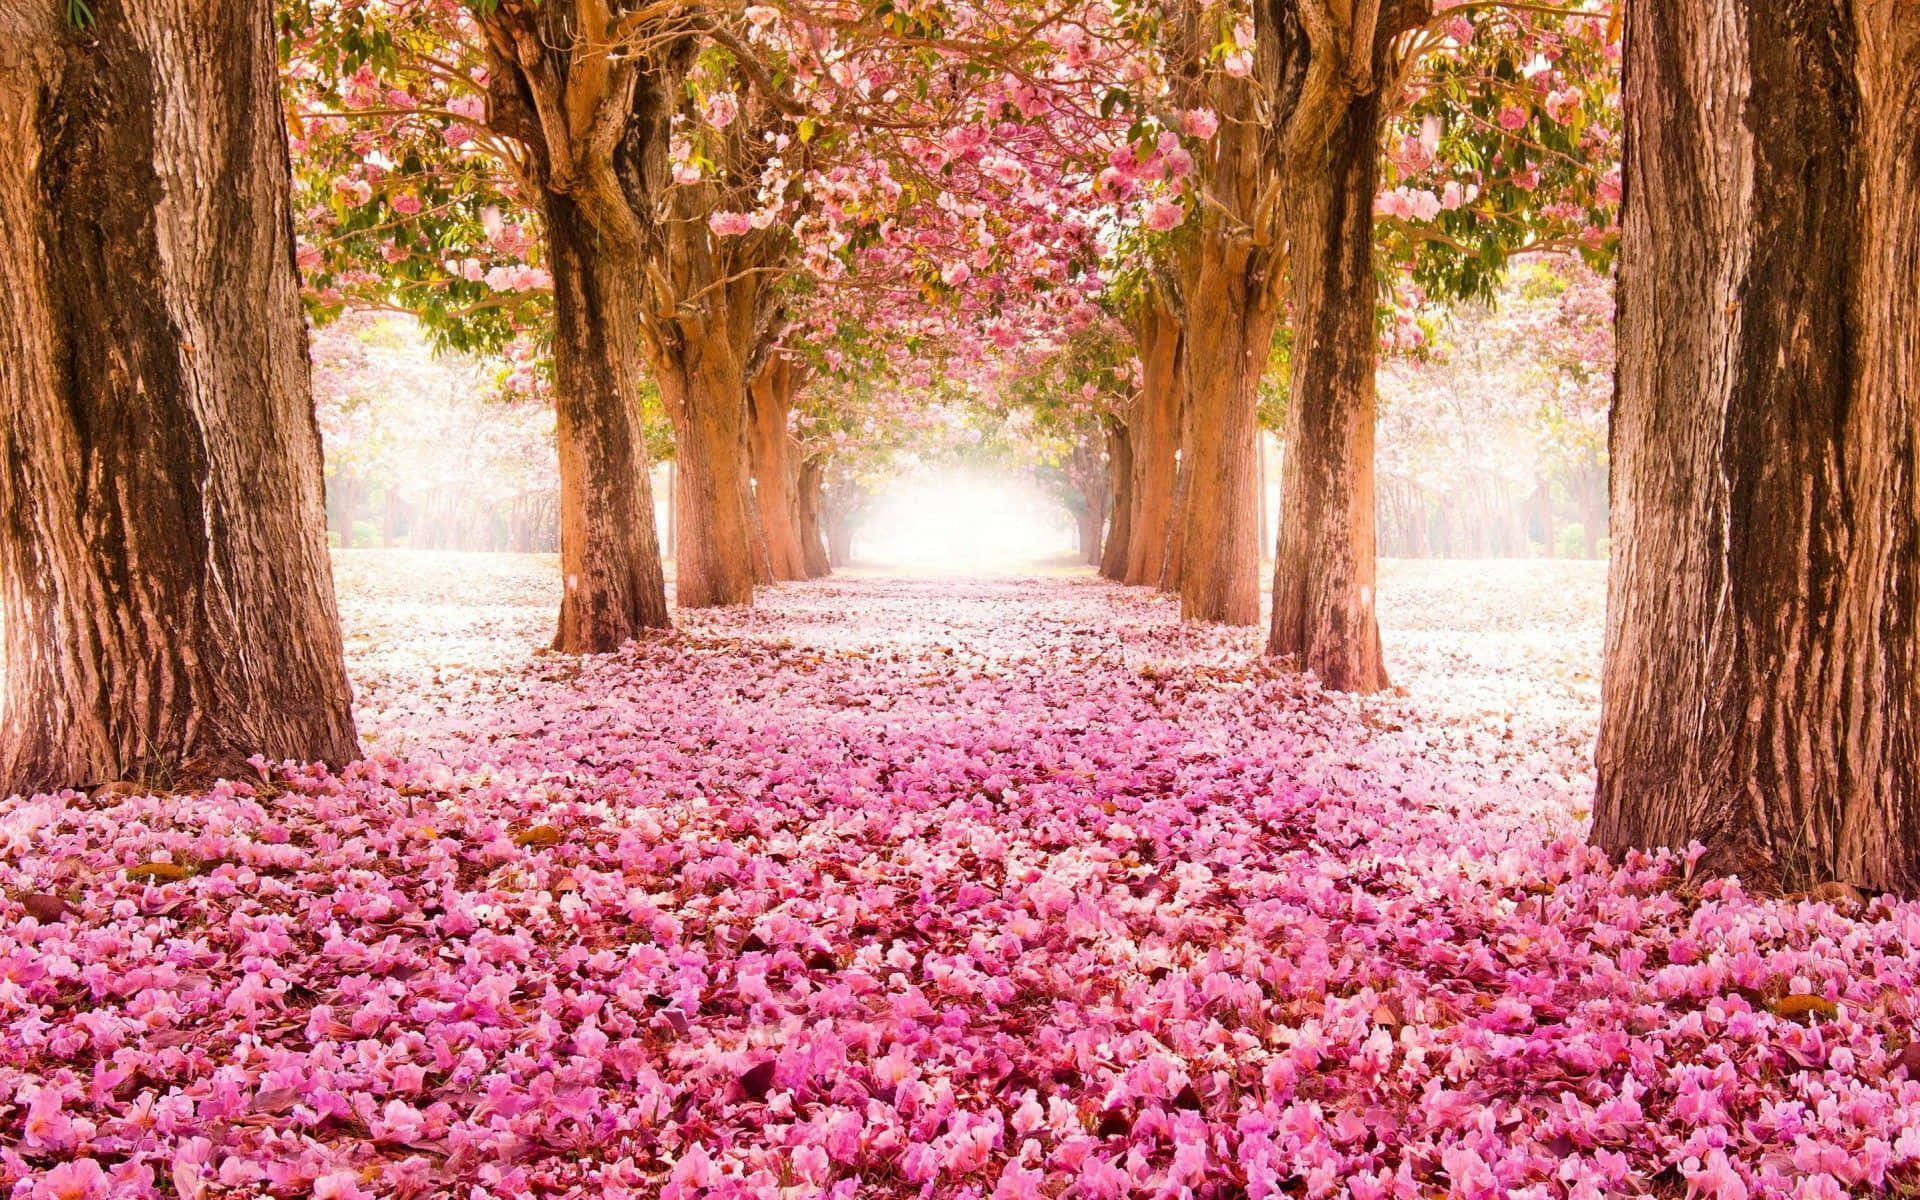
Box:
left=1084, top=0, right=1618, bottom=691
left=285, top=0, right=667, bottom=648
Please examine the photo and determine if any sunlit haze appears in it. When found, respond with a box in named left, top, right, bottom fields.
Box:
left=854, top=468, right=1074, bottom=570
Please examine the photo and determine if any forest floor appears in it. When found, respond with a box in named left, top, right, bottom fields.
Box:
left=5, top=553, right=1919, bottom=1199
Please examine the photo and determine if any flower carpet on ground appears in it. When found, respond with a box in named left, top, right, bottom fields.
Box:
left=5, top=554, right=1918, bottom=1199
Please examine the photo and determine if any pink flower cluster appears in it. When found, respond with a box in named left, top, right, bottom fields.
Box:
left=5, top=557, right=1920, bottom=1199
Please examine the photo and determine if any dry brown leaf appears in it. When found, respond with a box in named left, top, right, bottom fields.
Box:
left=20, top=893, right=72, bottom=922
left=1769, top=993, right=1839, bottom=1023
left=1804, top=881, right=1869, bottom=914
left=126, top=862, right=193, bottom=883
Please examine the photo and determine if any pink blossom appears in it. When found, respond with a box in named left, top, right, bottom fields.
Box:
left=1144, top=197, right=1184, bottom=231
left=312, top=1171, right=371, bottom=1200
left=703, top=91, right=739, bottom=129
left=30, top=1160, right=108, bottom=1200
left=1184, top=108, right=1219, bottom=139
left=1682, top=1149, right=1749, bottom=1200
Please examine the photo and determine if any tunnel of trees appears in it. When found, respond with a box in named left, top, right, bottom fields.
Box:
left=2, top=0, right=1918, bottom=1191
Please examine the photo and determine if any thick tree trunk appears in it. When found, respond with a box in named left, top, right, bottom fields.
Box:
left=796, top=454, right=831, bottom=578
left=1267, top=82, right=1390, bottom=692
left=747, top=357, right=809, bottom=581
left=1127, top=299, right=1185, bottom=587
left=744, top=480, right=776, bottom=587
left=656, top=332, right=758, bottom=608
left=1593, top=0, right=1920, bottom=892
left=1174, top=239, right=1273, bottom=624
left=544, top=192, right=670, bottom=650
left=0, top=1, right=357, bottom=796
left=1100, top=416, right=1134, bottom=580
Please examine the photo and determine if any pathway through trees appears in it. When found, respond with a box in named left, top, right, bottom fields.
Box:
left=9, top=556, right=1920, bottom=1196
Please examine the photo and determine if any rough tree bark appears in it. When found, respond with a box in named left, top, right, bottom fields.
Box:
left=1175, top=235, right=1273, bottom=624
left=0, top=0, right=358, bottom=795
left=1593, top=0, right=1920, bottom=893
left=658, top=331, right=760, bottom=608
left=747, top=356, right=810, bottom=581
left=1126, top=294, right=1185, bottom=587
left=545, top=191, right=669, bottom=650
left=795, top=454, right=831, bottom=578
left=1267, top=43, right=1392, bottom=692
left=1100, top=414, right=1135, bottom=580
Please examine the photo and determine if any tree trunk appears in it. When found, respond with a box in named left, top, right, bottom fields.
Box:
left=1175, top=238, right=1273, bottom=624
left=1100, top=416, right=1134, bottom=580
left=1075, top=506, right=1102, bottom=566
left=1128, top=298, right=1185, bottom=587
left=544, top=191, right=670, bottom=651
left=823, top=470, right=867, bottom=569
left=655, top=332, right=758, bottom=608
left=1593, top=0, right=1920, bottom=893
left=1267, top=80, right=1390, bottom=692
left=1161, top=441, right=1189, bottom=593
left=1258, top=431, right=1270, bottom=558
left=796, top=454, right=831, bottom=578
left=1065, top=432, right=1111, bottom=569
left=0, top=1, right=357, bottom=796
left=325, top=473, right=356, bottom=541
left=1572, top=463, right=1606, bottom=558
left=747, top=357, right=809, bottom=580
left=827, top=519, right=855, bottom=569
left=664, top=459, right=676, bottom=560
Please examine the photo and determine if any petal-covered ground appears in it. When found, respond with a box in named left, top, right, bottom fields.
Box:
left=5, top=554, right=1919, bottom=1200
